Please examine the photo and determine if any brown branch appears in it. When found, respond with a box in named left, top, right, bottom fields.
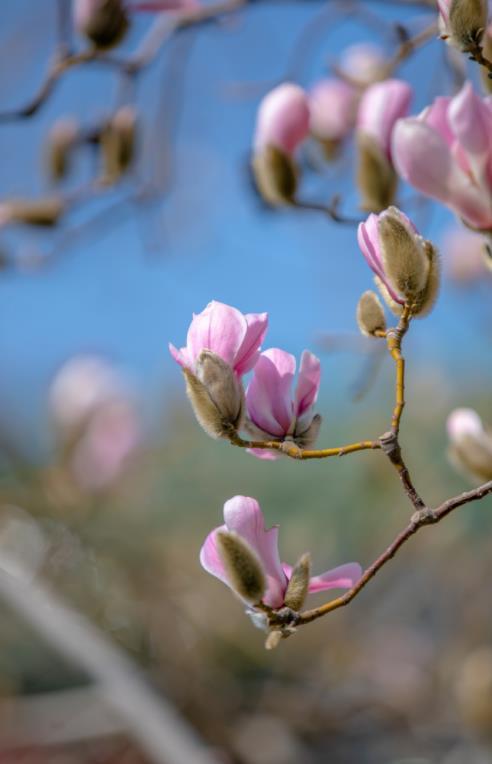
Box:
left=465, top=38, right=492, bottom=77
left=293, top=478, right=492, bottom=626
left=292, top=198, right=362, bottom=226
left=0, top=0, right=245, bottom=122
left=229, top=433, right=380, bottom=460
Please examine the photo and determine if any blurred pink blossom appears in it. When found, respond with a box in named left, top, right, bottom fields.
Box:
left=357, top=79, right=412, bottom=161
left=393, top=83, right=492, bottom=230
left=254, top=83, right=310, bottom=155
left=338, top=43, right=389, bottom=86
left=447, top=407, right=484, bottom=442
left=200, top=495, right=362, bottom=608
left=308, top=79, right=358, bottom=142
left=441, top=225, right=490, bottom=284
left=169, top=300, right=268, bottom=377
left=245, top=349, right=321, bottom=458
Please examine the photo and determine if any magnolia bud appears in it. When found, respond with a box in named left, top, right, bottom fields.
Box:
left=3, top=198, right=65, bottom=227
left=356, top=133, right=397, bottom=213
left=101, top=107, right=137, bottom=183
left=216, top=530, right=266, bottom=605
left=480, top=25, right=492, bottom=93
left=46, top=119, right=79, bottom=181
left=183, top=351, right=244, bottom=440
left=356, top=290, right=387, bottom=337
left=284, top=553, right=311, bottom=611
left=252, top=146, right=298, bottom=207
left=447, top=0, right=488, bottom=50
left=74, top=0, right=129, bottom=50
left=378, top=208, right=440, bottom=314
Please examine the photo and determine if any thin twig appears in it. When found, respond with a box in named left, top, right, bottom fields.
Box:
left=229, top=433, right=380, bottom=459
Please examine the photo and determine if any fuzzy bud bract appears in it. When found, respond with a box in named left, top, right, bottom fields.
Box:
left=438, top=0, right=488, bottom=50
left=356, top=290, right=387, bottom=337
left=216, top=530, right=266, bottom=605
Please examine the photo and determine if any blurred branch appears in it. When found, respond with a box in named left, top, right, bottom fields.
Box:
left=0, top=561, right=221, bottom=764
left=0, top=0, right=245, bottom=123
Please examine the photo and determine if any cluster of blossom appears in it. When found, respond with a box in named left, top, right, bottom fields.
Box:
left=170, top=203, right=445, bottom=621
left=169, top=302, right=322, bottom=457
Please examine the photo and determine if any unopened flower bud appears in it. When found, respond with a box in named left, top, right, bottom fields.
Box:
left=46, top=119, right=80, bottom=181
left=183, top=350, right=244, bottom=440
left=216, top=530, right=266, bottom=605
left=338, top=43, right=390, bottom=87
left=2, top=198, right=65, bottom=227
left=284, top=553, right=311, bottom=611
left=74, top=0, right=129, bottom=50
left=481, top=24, right=492, bottom=93
left=265, top=630, right=283, bottom=650
left=101, top=106, right=137, bottom=183
left=356, top=290, right=387, bottom=337
left=358, top=207, right=440, bottom=316
left=447, top=408, right=492, bottom=482
left=251, top=145, right=298, bottom=206
left=438, top=0, right=488, bottom=50
left=356, top=133, right=397, bottom=212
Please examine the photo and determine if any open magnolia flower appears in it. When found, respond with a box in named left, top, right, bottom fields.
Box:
left=393, top=83, right=492, bottom=231
left=447, top=408, right=492, bottom=482
left=358, top=206, right=439, bottom=316
left=200, top=496, right=362, bottom=610
left=245, top=348, right=322, bottom=458
left=169, top=301, right=268, bottom=440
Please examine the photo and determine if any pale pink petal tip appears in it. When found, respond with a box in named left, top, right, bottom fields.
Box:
left=447, top=408, right=484, bottom=441
left=307, top=562, right=363, bottom=593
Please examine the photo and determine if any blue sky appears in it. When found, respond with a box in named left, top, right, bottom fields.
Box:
left=0, top=0, right=489, bottom=451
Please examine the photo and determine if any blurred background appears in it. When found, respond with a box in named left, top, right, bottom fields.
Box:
left=0, top=0, right=492, bottom=762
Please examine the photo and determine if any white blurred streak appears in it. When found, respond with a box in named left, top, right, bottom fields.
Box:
left=0, top=558, right=221, bottom=764
left=0, top=506, right=47, bottom=583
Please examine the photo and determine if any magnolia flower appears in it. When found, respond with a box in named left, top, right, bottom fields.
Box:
left=245, top=348, right=321, bottom=458
left=338, top=43, right=390, bottom=87
left=356, top=79, right=412, bottom=211
left=170, top=301, right=268, bottom=439
left=169, top=301, right=268, bottom=376
left=357, top=79, right=412, bottom=161
left=252, top=84, right=310, bottom=206
left=200, top=495, right=362, bottom=609
left=357, top=206, right=439, bottom=315
left=308, top=79, right=357, bottom=155
left=447, top=408, right=492, bottom=482
left=254, top=84, right=310, bottom=156
left=393, top=83, right=492, bottom=231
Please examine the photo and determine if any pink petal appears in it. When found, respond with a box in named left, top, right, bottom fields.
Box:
left=393, top=117, right=454, bottom=203
left=168, top=342, right=190, bottom=369
left=448, top=83, right=492, bottom=185
left=246, top=349, right=296, bottom=437
left=224, top=496, right=287, bottom=607
left=307, top=562, right=363, bottom=593
left=254, top=83, right=310, bottom=155
left=234, top=312, right=269, bottom=376
left=294, top=351, right=321, bottom=418
left=357, top=79, right=412, bottom=159
left=247, top=448, right=279, bottom=461
left=186, top=301, right=247, bottom=369
left=308, top=79, right=357, bottom=140
left=357, top=215, right=404, bottom=304
left=422, top=97, right=454, bottom=149
left=199, top=525, right=229, bottom=585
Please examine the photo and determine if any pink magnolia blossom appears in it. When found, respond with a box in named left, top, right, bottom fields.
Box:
left=245, top=348, right=321, bottom=458
left=308, top=79, right=358, bottom=142
left=357, top=79, right=412, bottom=161
left=447, top=407, right=484, bottom=442
left=338, top=43, right=389, bottom=86
left=254, top=84, right=310, bottom=156
left=358, top=207, right=422, bottom=306
left=169, top=301, right=268, bottom=377
left=393, top=83, right=492, bottom=231
left=200, top=496, right=362, bottom=608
